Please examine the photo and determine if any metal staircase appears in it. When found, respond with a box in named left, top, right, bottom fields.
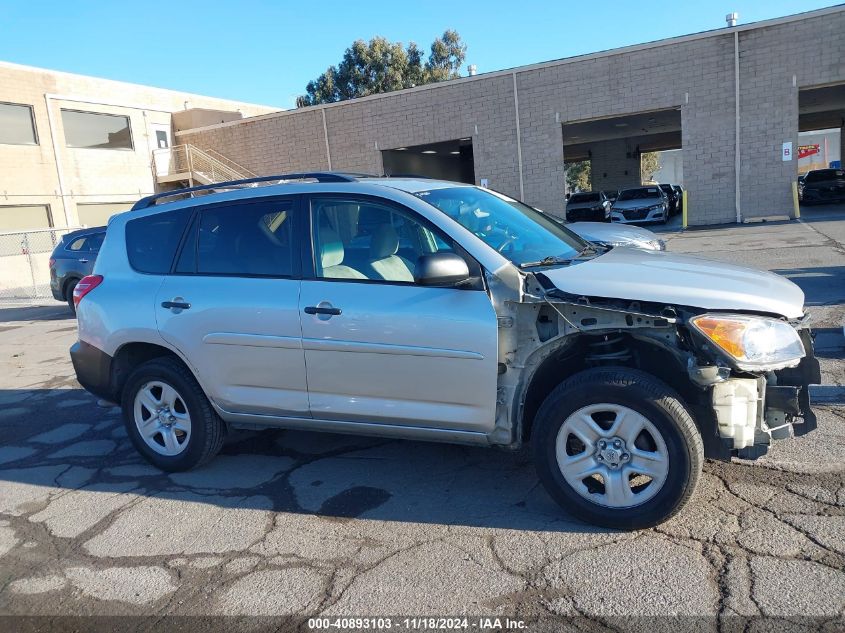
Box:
left=152, top=144, right=256, bottom=187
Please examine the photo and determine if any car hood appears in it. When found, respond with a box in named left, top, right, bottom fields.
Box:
left=567, top=200, right=602, bottom=210
left=568, top=222, right=658, bottom=245
left=537, top=247, right=805, bottom=318
left=612, top=198, right=662, bottom=210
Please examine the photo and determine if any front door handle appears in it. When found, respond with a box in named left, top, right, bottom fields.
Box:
left=304, top=305, right=341, bottom=316
left=78, top=258, right=89, bottom=263
left=162, top=300, right=191, bottom=311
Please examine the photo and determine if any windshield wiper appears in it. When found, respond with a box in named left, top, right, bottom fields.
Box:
left=519, top=256, right=573, bottom=269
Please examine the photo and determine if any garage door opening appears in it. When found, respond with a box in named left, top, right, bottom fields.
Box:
left=382, top=139, right=474, bottom=183
left=562, top=109, right=683, bottom=197
left=798, top=84, right=844, bottom=175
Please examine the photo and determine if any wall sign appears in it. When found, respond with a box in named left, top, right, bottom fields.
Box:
left=782, top=142, right=793, bottom=161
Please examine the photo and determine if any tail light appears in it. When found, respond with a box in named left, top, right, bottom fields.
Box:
left=73, top=275, right=103, bottom=308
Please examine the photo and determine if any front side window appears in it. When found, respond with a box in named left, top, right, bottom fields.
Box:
left=0, top=102, right=37, bottom=145
left=415, top=186, right=588, bottom=267
left=61, top=109, right=133, bottom=150
left=192, top=200, right=294, bottom=277
left=311, top=197, right=455, bottom=283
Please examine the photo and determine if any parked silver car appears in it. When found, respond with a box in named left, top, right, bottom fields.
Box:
left=611, top=186, right=669, bottom=224
left=70, top=174, right=819, bottom=530
left=566, top=221, right=665, bottom=251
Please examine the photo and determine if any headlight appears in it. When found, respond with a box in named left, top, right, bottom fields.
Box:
left=689, top=314, right=805, bottom=370
left=649, top=204, right=663, bottom=212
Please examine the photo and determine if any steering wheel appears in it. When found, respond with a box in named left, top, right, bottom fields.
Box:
left=497, top=235, right=518, bottom=253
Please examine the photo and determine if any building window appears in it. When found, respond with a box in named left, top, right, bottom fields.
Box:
left=0, top=102, right=38, bottom=145
left=76, top=202, right=133, bottom=227
left=0, top=205, right=52, bottom=232
left=61, top=109, right=133, bottom=150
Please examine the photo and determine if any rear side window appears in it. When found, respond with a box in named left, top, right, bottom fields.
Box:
left=67, top=233, right=104, bottom=252
left=126, top=208, right=192, bottom=274
left=177, top=200, right=295, bottom=277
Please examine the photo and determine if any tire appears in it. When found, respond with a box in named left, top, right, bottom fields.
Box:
left=121, top=357, right=225, bottom=472
left=65, top=279, right=79, bottom=315
left=531, top=367, right=703, bottom=530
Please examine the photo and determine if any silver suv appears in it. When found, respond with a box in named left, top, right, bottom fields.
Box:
left=70, top=173, right=820, bottom=530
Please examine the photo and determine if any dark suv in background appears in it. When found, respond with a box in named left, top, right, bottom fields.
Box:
left=565, top=191, right=611, bottom=222
left=800, top=169, right=845, bottom=205
left=49, top=227, right=105, bottom=313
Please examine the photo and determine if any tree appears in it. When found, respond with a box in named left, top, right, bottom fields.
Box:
left=297, top=30, right=467, bottom=106
left=641, top=152, right=662, bottom=182
left=565, top=161, right=591, bottom=193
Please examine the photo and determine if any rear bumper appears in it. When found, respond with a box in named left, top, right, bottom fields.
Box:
left=70, top=340, right=115, bottom=401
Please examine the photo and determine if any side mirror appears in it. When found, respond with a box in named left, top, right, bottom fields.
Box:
left=565, top=193, right=571, bottom=200
left=415, top=252, right=471, bottom=287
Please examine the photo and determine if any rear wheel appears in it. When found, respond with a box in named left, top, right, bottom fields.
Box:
left=64, top=279, right=79, bottom=314
left=121, top=357, right=225, bottom=472
left=532, top=368, right=703, bottom=530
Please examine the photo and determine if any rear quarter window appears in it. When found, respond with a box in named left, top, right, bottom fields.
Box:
left=126, top=208, right=192, bottom=274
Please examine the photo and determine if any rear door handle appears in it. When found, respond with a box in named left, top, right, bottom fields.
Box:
left=78, top=258, right=89, bottom=263
left=162, top=300, right=191, bottom=311
left=304, top=305, right=341, bottom=316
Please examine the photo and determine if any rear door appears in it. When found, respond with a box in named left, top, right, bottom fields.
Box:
left=298, top=194, right=498, bottom=433
left=155, top=196, right=309, bottom=417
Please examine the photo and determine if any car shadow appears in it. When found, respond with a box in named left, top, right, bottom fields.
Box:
left=0, top=388, right=599, bottom=534
left=0, top=304, right=74, bottom=323
left=769, top=266, right=845, bottom=307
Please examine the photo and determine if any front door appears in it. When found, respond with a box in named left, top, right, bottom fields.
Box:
left=156, top=196, right=308, bottom=417
left=299, top=195, right=498, bottom=433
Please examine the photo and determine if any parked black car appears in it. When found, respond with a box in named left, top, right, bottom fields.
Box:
left=801, top=169, right=845, bottom=205
left=658, top=184, right=679, bottom=216
left=565, top=191, right=611, bottom=222
left=673, top=185, right=684, bottom=213
left=49, top=226, right=105, bottom=313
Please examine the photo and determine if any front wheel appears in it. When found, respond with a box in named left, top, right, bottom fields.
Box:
left=532, top=368, right=703, bottom=530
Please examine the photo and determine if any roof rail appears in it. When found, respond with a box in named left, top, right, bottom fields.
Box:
left=132, top=172, right=369, bottom=211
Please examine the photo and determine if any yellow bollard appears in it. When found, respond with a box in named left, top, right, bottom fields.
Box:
left=682, top=190, right=688, bottom=229
left=792, top=181, right=800, bottom=219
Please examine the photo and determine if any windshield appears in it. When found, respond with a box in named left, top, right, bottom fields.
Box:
left=570, top=193, right=600, bottom=203
left=618, top=187, right=662, bottom=201
left=415, top=186, right=588, bottom=267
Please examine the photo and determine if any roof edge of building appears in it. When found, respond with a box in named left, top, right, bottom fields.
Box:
left=0, top=60, right=282, bottom=113
left=175, top=3, right=845, bottom=137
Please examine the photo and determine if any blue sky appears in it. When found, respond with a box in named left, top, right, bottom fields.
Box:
left=0, top=1, right=838, bottom=109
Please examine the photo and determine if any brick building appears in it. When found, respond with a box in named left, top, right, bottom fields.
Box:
left=178, top=6, right=845, bottom=226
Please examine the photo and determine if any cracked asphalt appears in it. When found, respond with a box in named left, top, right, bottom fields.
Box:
left=0, top=207, right=843, bottom=630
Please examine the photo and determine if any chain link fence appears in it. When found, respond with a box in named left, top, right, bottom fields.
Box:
left=0, top=228, right=82, bottom=301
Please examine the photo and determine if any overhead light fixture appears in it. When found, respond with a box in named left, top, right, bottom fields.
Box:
left=396, top=147, right=407, bottom=151
left=614, top=123, right=628, bottom=128
left=450, top=151, right=460, bottom=155
left=422, top=150, right=437, bottom=154
left=460, top=137, right=471, bottom=141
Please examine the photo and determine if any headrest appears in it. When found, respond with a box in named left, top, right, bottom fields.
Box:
left=320, top=228, right=344, bottom=268
left=370, top=225, right=400, bottom=259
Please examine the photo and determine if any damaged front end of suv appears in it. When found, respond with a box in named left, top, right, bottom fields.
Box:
left=490, top=250, right=820, bottom=463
